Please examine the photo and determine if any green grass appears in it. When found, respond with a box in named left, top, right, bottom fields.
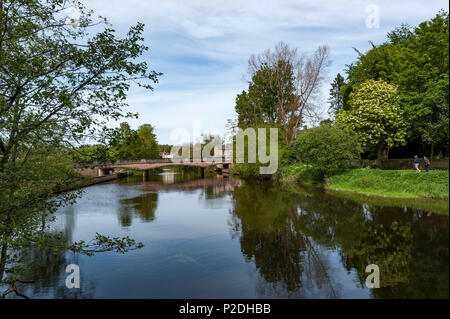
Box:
left=326, top=167, right=449, bottom=199
left=276, top=163, right=322, bottom=184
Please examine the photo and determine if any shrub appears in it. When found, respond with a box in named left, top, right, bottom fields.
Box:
left=292, top=123, right=361, bottom=180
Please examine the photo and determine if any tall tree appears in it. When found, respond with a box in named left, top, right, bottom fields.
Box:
left=136, top=124, right=159, bottom=158
left=108, top=122, right=136, bottom=159
left=0, top=0, right=155, bottom=293
left=327, top=73, right=345, bottom=119
left=236, top=42, right=330, bottom=146
left=107, top=122, right=160, bottom=159
left=343, top=11, right=449, bottom=157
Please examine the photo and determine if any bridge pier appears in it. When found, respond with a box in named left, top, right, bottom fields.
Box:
left=98, top=168, right=114, bottom=176
left=142, top=170, right=149, bottom=181
left=200, top=167, right=205, bottom=178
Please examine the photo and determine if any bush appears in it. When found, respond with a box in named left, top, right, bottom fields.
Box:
left=292, top=123, right=361, bottom=180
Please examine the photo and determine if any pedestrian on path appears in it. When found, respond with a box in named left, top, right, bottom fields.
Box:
left=424, top=156, right=431, bottom=172
left=414, top=155, right=421, bottom=172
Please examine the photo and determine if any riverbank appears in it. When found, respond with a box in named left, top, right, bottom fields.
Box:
left=55, top=172, right=131, bottom=194
left=275, top=164, right=449, bottom=214
left=326, top=168, right=449, bottom=199
left=277, top=163, right=449, bottom=199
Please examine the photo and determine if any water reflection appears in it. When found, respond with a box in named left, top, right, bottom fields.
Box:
left=2, top=170, right=448, bottom=298
left=161, top=170, right=175, bottom=184
left=1, top=207, right=95, bottom=298
left=230, top=182, right=448, bottom=298
left=119, top=192, right=158, bottom=226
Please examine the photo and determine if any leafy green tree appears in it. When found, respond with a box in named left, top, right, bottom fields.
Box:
left=158, top=144, right=173, bottom=153
left=327, top=73, right=345, bottom=119
left=343, top=11, right=449, bottom=157
left=136, top=124, right=159, bottom=158
left=404, top=12, right=449, bottom=156
left=336, top=80, right=407, bottom=160
left=420, top=76, right=449, bottom=157
left=386, top=23, right=414, bottom=44
left=235, top=65, right=286, bottom=127
left=0, top=0, right=160, bottom=210
left=292, top=123, right=361, bottom=180
left=108, top=122, right=159, bottom=159
left=72, top=144, right=110, bottom=163
left=0, top=0, right=156, bottom=295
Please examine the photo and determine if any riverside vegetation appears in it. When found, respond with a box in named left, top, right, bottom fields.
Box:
left=230, top=11, right=449, bottom=209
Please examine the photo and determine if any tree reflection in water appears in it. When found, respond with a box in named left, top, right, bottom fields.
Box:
left=229, top=181, right=341, bottom=298
left=229, top=181, right=448, bottom=298
left=1, top=206, right=95, bottom=298
left=119, top=192, right=159, bottom=226
left=2, top=174, right=447, bottom=298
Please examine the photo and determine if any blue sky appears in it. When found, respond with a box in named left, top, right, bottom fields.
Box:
left=83, top=0, right=448, bottom=144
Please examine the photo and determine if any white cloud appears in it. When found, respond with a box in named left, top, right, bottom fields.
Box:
left=84, top=0, right=448, bottom=143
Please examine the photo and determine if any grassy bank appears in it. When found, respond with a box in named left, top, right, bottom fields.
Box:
left=326, top=167, right=449, bottom=199
left=275, top=163, right=449, bottom=214
left=276, top=163, right=322, bottom=184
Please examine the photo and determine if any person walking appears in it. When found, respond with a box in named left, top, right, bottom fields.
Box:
left=414, top=155, right=421, bottom=172
left=424, top=156, right=430, bottom=172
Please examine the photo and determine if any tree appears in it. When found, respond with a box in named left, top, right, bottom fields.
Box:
left=386, top=23, right=414, bottom=44
left=336, top=79, right=407, bottom=161
left=0, top=0, right=161, bottom=210
left=402, top=11, right=449, bottom=157
left=158, top=144, right=172, bottom=153
left=292, top=123, right=361, bottom=180
left=0, top=0, right=156, bottom=295
left=343, top=11, right=449, bottom=157
left=327, top=73, right=345, bottom=119
left=107, top=122, right=159, bottom=159
left=72, top=144, right=111, bottom=163
left=420, top=76, right=449, bottom=157
left=108, top=122, right=136, bottom=159
left=136, top=124, right=159, bottom=158
left=236, top=42, right=330, bottom=146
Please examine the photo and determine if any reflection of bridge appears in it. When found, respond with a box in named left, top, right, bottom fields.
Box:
left=76, top=158, right=232, bottom=178
left=142, top=176, right=243, bottom=193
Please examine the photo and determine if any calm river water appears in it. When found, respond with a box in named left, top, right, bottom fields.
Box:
left=8, top=170, right=449, bottom=298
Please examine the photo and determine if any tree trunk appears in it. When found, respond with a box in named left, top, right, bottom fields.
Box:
left=376, top=144, right=389, bottom=168
left=430, top=142, right=434, bottom=159
left=0, top=242, right=8, bottom=282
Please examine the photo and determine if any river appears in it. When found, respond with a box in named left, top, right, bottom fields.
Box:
left=5, top=169, right=449, bottom=298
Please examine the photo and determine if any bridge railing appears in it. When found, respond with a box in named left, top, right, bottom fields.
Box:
left=76, top=158, right=172, bottom=168
left=76, top=156, right=231, bottom=168
left=172, top=156, right=225, bottom=163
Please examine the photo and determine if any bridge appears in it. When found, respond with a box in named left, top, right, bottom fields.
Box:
left=76, top=158, right=233, bottom=178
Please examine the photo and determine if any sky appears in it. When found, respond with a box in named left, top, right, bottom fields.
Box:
left=80, top=0, right=448, bottom=145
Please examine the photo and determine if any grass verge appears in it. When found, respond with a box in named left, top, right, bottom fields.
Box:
left=326, top=167, right=449, bottom=199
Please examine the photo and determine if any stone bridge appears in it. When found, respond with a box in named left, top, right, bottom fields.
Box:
left=76, top=158, right=232, bottom=178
